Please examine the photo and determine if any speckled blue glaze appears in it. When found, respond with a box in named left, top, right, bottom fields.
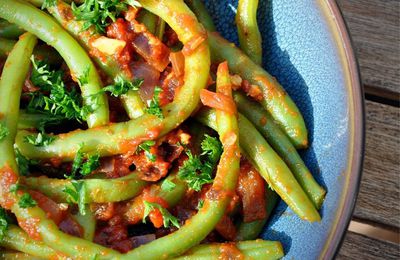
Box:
left=204, top=1, right=361, bottom=259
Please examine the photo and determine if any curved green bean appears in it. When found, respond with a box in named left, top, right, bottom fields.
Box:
left=195, top=109, right=320, bottom=222
left=0, top=32, right=37, bottom=172
left=235, top=0, right=262, bottom=65
left=185, top=0, right=216, bottom=31
left=235, top=186, right=279, bottom=241
left=0, top=0, right=109, bottom=128
left=0, top=20, right=24, bottom=39
left=22, top=173, right=147, bottom=203
left=234, top=92, right=326, bottom=209
left=175, top=240, right=284, bottom=260
left=0, top=37, right=62, bottom=64
left=138, top=10, right=158, bottom=35
left=72, top=206, right=96, bottom=241
left=121, top=56, right=239, bottom=260
left=45, top=0, right=145, bottom=119
left=208, top=32, right=308, bottom=149
left=0, top=252, right=46, bottom=260
left=15, top=0, right=210, bottom=161
left=0, top=225, right=59, bottom=259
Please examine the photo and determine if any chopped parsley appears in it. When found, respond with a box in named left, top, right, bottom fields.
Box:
left=9, top=183, right=24, bottom=194
left=0, top=207, right=9, bottom=242
left=178, top=135, right=222, bottom=191
left=136, top=140, right=157, bottom=162
left=41, top=0, right=56, bottom=9
left=27, top=57, right=94, bottom=123
left=161, top=179, right=176, bottom=192
left=18, top=193, right=37, bottom=208
left=77, top=66, right=90, bottom=86
left=197, top=199, right=204, bottom=210
left=146, top=87, right=164, bottom=119
left=103, top=76, right=143, bottom=97
left=71, top=0, right=129, bottom=33
left=23, top=132, right=56, bottom=147
left=63, top=180, right=87, bottom=215
left=67, top=145, right=100, bottom=179
left=143, top=201, right=180, bottom=229
left=15, top=148, right=37, bottom=176
left=0, top=123, right=9, bottom=141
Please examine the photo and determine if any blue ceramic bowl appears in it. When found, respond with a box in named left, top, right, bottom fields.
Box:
left=204, top=1, right=364, bottom=259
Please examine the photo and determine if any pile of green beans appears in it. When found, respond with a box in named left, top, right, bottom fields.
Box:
left=0, top=0, right=329, bottom=258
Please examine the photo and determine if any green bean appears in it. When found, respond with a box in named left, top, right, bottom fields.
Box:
left=234, top=92, right=326, bottom=209
left=121, top=54, right=239, bottom=260
left=195, top=109, right=320, bottom=222
left=156, top=19, right=166, bottom=40
left=0, top=252, right=46, bottom=260
left=0, top=20, right=24, bottom=39
left=45, top=0, right=145, bottom=119
left=175, top=240, right=284, bottom=260
left=235, top=186, right=279, bottom=241
left=208, top=32, right=308, bottom=149
left=0, top=38, right=62, bottom=64
left=137, top=10, right=158, bottom=35
left=0, top=32, right=37, bottom=173
left=0, top=225, right=58, bottom=259
left=72, top=206, right=96, bottom=241
left=22, top=173, right=147, bottom=203
left=235, top=0, right=262, bottom=65
left=15, top=0, right=211, bottom=162
left=185, top=0, right=216, bottom=31
left=0, top=31, right=120, bottom=259
left=0, top=0, right=109, bottom=128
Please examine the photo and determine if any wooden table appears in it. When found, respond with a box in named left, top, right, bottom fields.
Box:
left=336, top=1, right=399, bottom=259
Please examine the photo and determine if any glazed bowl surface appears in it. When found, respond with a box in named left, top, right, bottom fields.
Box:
left=204, top=1, right=364, bottom=259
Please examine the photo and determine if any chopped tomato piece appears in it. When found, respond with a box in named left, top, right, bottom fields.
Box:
left=200, top=89, right=237, bottom=114
left=28, top=190, right=67, bottom=225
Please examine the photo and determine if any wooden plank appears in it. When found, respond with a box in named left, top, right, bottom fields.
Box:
left=337, top=231, right=400, bottom=260
left=337, top=0, right=400, bottom=95
left=353, top=100, right=400, bottom=228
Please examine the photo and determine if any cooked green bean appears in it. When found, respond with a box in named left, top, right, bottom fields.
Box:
left=195, top=109, right=320, bottom=222
left=236, top=186, right=279, bottom=241
left=185, top=0, right=216, bottom=31
left=234, top=92, right=326, bottom=209
left=0, top=252, right=45, bottom=260
left=156, top=19, right=166, bottom=40
left=0, top=37, right=62, bottom=64
left=22, top=173, right=147, bottom=203
left=0, top=33, right=37, bottom=172
left=73, top=206, right=96, bottom=241
left=208, top=33, right=308, bottom=149
left=138, top=10, right=158, bottom=35
left=45, top=0, right=146, bottom=119
left=0, top=0, right=109, bottom=128
left=0, top=30, right=119, bottom=259
left=0, top=225, right=58, bottom=259
left=175, top=239, right=284, bottom=260
left=121, top=60, right=240, bottom=260
left=14, top=0, right=210, bottom=161
left=0, top=20, right=24, bottom=39
left=235, top=0, right=262, bottom=65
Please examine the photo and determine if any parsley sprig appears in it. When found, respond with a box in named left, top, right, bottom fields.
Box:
left=143, top=201, right=180, bottom=229
left=63, top=180, right=87, bottom=215
left=103, top=76, right=143, bottom=97
left=71, top=0, right=129, bottom=33
left=66, top=145, right=100, bottom=179
left=15, top=148, right=38, bottom=176
left=136, top=140, right=157, bottom=162
left=146, top=87, right=164, bottom=119
left=24, top=132, right=56, bottom=147
left=0, top=207, right=10, bottom=242
left=178, top=135, right=222, bottom=191
left=0, top=123, right=9, bottom=141
left=18, top=193, right=37, bottom=208
left=27, top=57, right=94, bottom=123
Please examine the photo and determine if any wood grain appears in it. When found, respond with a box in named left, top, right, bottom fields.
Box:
left=353, top=100, right=400, bottom=229
left=338, top=231, right=400, bottom=260
left=337, top=0, right=400, bottom=95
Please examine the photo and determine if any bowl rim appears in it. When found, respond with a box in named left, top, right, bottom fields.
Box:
left=317, top=1, right=365, bottom=259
